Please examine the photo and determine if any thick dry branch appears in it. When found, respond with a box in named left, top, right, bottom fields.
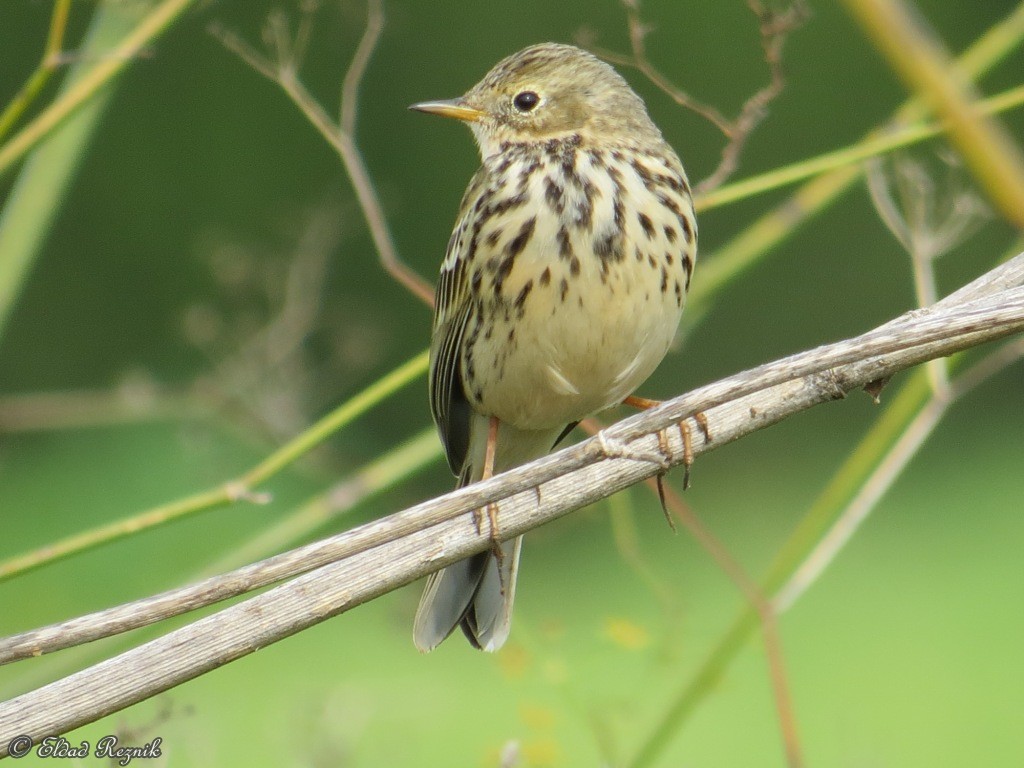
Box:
left=0, top=253, right=1022, bottom=749
left=2, top=253, right=1020, bottom=667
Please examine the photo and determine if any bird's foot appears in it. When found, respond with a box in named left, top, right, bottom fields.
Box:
left=471, top=502, right=504, bottom=564
left=597, top=430, right=672, bottom=470
left=622, top=395, right=713, bottom=491
left=486, top=503, right=504, bottom=564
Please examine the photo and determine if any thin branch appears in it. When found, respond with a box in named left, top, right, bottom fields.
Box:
left=695, top=83, right=1024, bottom=213
left=0, top=350, right=429, bottom=583
left=584, top=0, right=808, bottom=193
left=692, top=0, right=1024, bottom=303
left=0, top=0, right=199, bottom=178
left=586, top=412, right=803, bottom=766
left=614, top=11, right=730, bottom=132
left=196, top=426, right=440, bottom=577
left=340, top=0, right=383, bottom=136
left=210, top=5, right=435, bottom=308
left=697, top=0, right=810, bottom=193
left=0, top=0, right=72, bottom=141
left=290, top=0, right=319, bottom=72
left=655, top=479, right=803, bottom=768
left=0, top=254, right=1022, bottom=749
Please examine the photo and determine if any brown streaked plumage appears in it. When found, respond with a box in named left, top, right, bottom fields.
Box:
left=411, top=42, right=697, bottom=652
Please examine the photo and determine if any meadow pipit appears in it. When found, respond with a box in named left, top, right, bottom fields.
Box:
left=411, top=43, right=697, bottom=651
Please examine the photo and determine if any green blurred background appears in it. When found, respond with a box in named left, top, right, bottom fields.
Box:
left=1, top=0, right=1023, bottom=765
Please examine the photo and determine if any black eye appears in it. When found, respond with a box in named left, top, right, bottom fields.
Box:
left=513, top=91, right=540, bottom=112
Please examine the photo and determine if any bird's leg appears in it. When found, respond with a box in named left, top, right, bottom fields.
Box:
left=482, top=415, right=504, bottom=565
left=622, top=394, right=660, bottom=410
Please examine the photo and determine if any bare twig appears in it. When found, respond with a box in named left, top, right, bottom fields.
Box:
left=694, top=83, right=1024, bottom=213
left=1, top=254, right=1022, bottom=750
left=583, top=0, right=808, bottom=193
left=340, top=0, right=383, bottom=136
left=696, top=0, right=810, bottom=193
left=585, top=13, right=732, bottom=133
left=209, top=3, right=435, bottom=307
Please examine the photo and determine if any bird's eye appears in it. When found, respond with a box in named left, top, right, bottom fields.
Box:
left=513, top=91, right=540, bottom=112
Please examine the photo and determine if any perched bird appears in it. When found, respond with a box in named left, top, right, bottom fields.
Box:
left=411, top=42, right=697, bottom=652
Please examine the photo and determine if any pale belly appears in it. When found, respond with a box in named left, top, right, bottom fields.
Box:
left=464, top=241, right=687, bottom=431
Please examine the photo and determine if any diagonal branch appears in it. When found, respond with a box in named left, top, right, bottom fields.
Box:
left=843, top=0, right=1024, bottom=227
left=0, top=0, right=200, bottom=178
left=0, top=252, right=1018, bottom=665
left=696, top=0, right=810, bottom=194
left=210, top=4, right=435, bottom=308
left=340, top=0, right=384, bottom=136
left=585, top=0, right=808, bottom=193
left=0, top=252, right=1022, bottom=749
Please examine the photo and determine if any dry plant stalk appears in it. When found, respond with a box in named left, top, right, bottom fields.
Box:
left=1, top=252, right=1022, bottom=751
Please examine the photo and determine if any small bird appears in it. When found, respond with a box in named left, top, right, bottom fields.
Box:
left=411, top=43, right=697, bottom=652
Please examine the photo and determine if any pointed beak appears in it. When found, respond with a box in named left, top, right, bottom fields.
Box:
left=409, top=98, right=486, bottom=122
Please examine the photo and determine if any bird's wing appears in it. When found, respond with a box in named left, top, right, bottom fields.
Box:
left=428, top=166, right=491, bottom=477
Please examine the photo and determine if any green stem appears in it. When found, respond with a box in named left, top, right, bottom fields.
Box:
left=843, top=0, right=1024, bottom=227
left=0, top=0, right=72, bottom=142
left=240, top=350, right=430, bottom=486
left=0, top=350, right=430, bottom=583
left=199, top=426, right=441, bottom=576
left=690, top=2, right=1024, bottom=311
left=0, top=6, right=131, bottom=341
left=0, top=0, right=199, bottom=342
left=696, top=84, right=1024, bottom=212
left=0, top=0, right=198, bottom=179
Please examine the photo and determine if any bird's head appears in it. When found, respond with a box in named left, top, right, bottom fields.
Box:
left=411, top=42, right=660, bottom=158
